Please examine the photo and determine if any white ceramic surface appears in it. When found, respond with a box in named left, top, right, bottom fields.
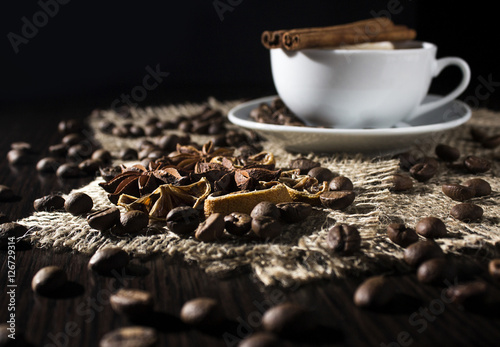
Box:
left=270, top=42, right=470, bottom=128
left=228, top=95, right=471, bottom=155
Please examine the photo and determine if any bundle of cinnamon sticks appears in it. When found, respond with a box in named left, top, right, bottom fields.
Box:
left=261, top=17, right=416, bottom=51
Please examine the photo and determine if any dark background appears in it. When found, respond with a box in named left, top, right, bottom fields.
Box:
left=1, top=0, right=500, bottom=115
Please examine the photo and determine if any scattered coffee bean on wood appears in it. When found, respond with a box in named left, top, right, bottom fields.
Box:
left=120, top=210, right=149, bottom=234
left=250, top=201, right=281, bottom=219
left=62, top=133, right=84, bottom=146
left=99, top=326, right=158, bottom=347
left=88, top=246, right=130, bottom=275
left=390, top=173, right=413, bottom=192
left=64, top=192, right=93, bottom=215
left=442, top=183, right=476, bottom=201
left=195, top=213, right=225, bottom=241
left=353, top=275, right=394, bottom=309
left=386, top=223, right=419, bottom=248
left=251, top=216, right=282, bottom=239
left=416, top=258, right=457, bottom=284
left=276, top=202, right=312, bottom=223
left=0, top=185, right=16, bottom=202
left=119, top=148, right=138, bottom=161
left=0, top=222, right=28, bottom=249
left=464, top=155, right=491, bottom=174
left=462, top=178, right=491, bottom=197
left=307, top=166, right=335, bottom=183
left=327, top=224, right=361, bottom=254
left=31, top=266, right=67, bottom=295
left=224, top=212, right=252, bottom=236
left=261, top=303, right=313, bottom=338
left=56, top=163, right=82, bottom=178
left=445, top=280, right=489, bottom=306
left=180, top=297, right=224, bottom=327
left=403, top=240, right=445, bottom=267
left=78, top=159, right=103, bottom=175
left=33, top=195, right=65, bottom=212
left=435, top=144, right=460, bottom=162
left=7, top=149, right=32, bottom=165
left=110, top=288, right=154, bottom=316
left=166, top=206, right=200, bottom=235
left=36, top=157, right=62, bottom=173
left=488, top=259, right=500, bottom=281
left=329, top=176, right=354, bottom=191
left=415, top=217, right=447, bottom=238
left=48, top=143, right=68, bottom=157
left=58, top=119, right=84, bottom=135
left=320, top=190, right=355, bottom=210
left=239, top=332, right=282, bottom=347
left=450, top=203, right=483, bottom=222
left=87, top=207, right=121, bottom=231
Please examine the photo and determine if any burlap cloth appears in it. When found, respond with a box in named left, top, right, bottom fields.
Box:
left=20, top=98, right=500, bottom=287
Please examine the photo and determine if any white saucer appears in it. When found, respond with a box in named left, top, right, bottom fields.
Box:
left=228, top=95, right=471, bottom=155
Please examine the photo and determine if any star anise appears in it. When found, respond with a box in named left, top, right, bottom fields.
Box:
left=99, top=163, right=189, bottom=204
left=167, top=141, right=234, bottom=171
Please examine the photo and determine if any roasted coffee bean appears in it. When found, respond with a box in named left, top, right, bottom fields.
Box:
left=225, top=130, right=248, bottom=147
left=450, top=203, right=483, bottom=222
left=435, top=144, right=460, bottom=162
left=462, top=178, right=491, bottom=197
left=327, top=224, right=360, bottom=254
left=195, top=213, right=225, bottom=241
left=157, top=134, right=180, bottom=151
left=120, top=147, right=138, bottom=161
left=481, top=134, right=500, bottom=149
left=99, top=326, right=158, bottom=347
left=144, top=124, right=161, bottom=137
left=224, top=212, right=252, bottom=236
left=417, top=258, right=457, bottom=284
left=10, top=141, right=33, bottom=153
left=395, top=152, right=420, bottom=171
left=208, top=121, right=225, bottom=135
left=58, top=119, right=84, bottom=135
left=464, top=155, right=491, bottom=174
left=56, top=163, right=82, bottom=178
left=91, top=149, right=112, bottom=164
left=488, top=259, right=500, bottom=281
left=67, top=143, right=93, bottom=161
left=409, top=162, right=437, bottom=182
left=78, top=159, right=103, bottom=175
left=0, top=185, right=16, bottom=202
left=98, top=120, right=115, bottom=134
left=250, top=201, right=281, bottom=219
left=36, top=157, right=62, bottom=173
left=100, top=166, right=122, bottom=182
left=289, top=158, right=320, bottom=174
left=470, top=127, right=487, bottom=142
left=276, top=202, right=312, bottom=223
left=64, top=192, right=93, bottom=215
left=251, top=216, right=282, bottom=239
left=329, top=176, right=354, bottom=191
left=307, top=166, right=335, bottom=183
left=415, top=217, right=447, bottom=238
left=386, top=223, right=419, bottom=248
left=353, top=275, right=394, bottom=308
left=178, top=120, right=192, bottom=133
left=390, top=173, right=413, bottom=191
left=442, top=183, right=476, bottom=201
left=320, top=190, right=355, bottom=210
left=112, top=125, right=130, bottom=137
left=33, top=194, right=65, bottom=212
left=239, top=332, right=282, bottom=347
left=62, top=133, right=84, bottom=146
left=180, top=297, right=224, bottom=327
left=120, top=210, right=149, bottom=234
left=110, top=288, right=154, bottom=316
left=261, top=303, right=314, bottom=337
left=166, top=206, right=200, bottom=235
left=7, top=149, right=32, bottom=165
left=445, top=280, right=489, bottom=306
left=31, top=266, right=67, bottom=295
left=403, top=240, right=444, bottom=267
left=0, top=222, right=28, bottom=248
left=87, top=207, right=121, bottom=231
left=48, top=143, right=68, bottom=157
left=88, top=246, right=129, bottom=275
left=129, top=125, right=145, bottom=137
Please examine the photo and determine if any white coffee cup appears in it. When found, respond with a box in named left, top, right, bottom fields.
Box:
left=270, top=41, right=470, bottom=128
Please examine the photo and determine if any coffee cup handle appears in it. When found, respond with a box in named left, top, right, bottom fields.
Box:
left=406, top=57, right=471, bottom=121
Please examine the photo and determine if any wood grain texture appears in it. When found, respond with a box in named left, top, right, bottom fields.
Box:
left=1, top=105, right=500, bottom=347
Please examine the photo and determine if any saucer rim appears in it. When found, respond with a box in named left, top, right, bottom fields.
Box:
left=228, top=94, right=471, bottom=136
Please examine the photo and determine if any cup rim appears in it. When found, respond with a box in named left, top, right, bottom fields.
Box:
left=272, top=41, right=435, bottom=55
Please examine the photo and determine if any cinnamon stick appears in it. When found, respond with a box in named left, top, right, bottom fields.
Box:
left=261, top=17, right=394, bottom=49
left=282, top=24, right=416, bottom=51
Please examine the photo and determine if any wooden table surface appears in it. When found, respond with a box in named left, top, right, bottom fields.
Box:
left=1, top=98, right=500, bottom=347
